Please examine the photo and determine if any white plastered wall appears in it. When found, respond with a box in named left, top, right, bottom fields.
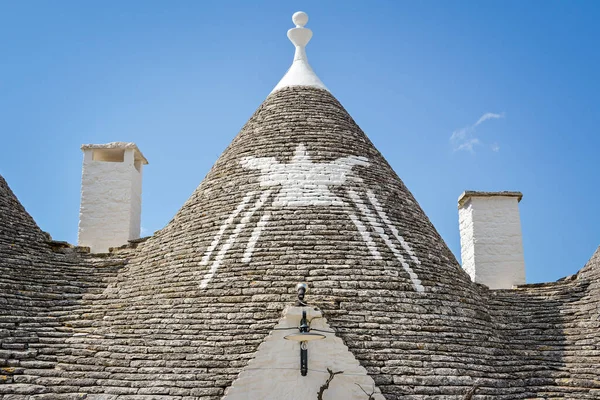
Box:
left=224, top=306, right=384, bottom=400
left=78, top=147, right=144, bottom=253
left=458, top=194, right=526, bottom=289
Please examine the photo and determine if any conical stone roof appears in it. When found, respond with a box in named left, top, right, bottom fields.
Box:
left=79, top=90, right=495, bottom=400
left=0, top=174, right=127, bottom=392
left=54, top=12, right=509, bottom=398
left=0, top=174, right=57, bottom=315
left=143, top=85, right=464, bottom=295
left=0, top=174, right=48, bottom=249
left=76, top=26, right=500, bottom=397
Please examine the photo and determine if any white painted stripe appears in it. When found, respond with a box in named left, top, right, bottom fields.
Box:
left=200, top=190, right=272, bottom=289
left=349, top=189, right=424, bottom=293
left=366, top=190, right=421, bottom=266
left=343, top=208, right=382, bottom=260
left=242, top=212, right=272, bottom=263
left=200, top=192, right=255, bottom=266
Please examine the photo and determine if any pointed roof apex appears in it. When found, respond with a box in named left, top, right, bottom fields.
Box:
left=271, top=12, right=328, bottom=94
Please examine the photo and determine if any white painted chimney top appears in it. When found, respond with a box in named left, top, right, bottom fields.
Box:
left=458, top=191, right=523, bottom=207
left=271, top=12, right=328, bottom=94
left=80, top=142, right=148, bottom=164
left=458, top=191, right=526, bottom=289
left=78, top=142, right=148, bottom=253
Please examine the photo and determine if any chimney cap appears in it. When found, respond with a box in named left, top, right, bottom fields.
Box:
left=81, top=142, right=148, bottom=164
left=458, top=191, right=522, bottom=207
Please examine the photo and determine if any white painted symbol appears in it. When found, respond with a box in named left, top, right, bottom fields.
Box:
left=199, top=144, right=425, bottom=293
left=199, top=190, right=273, bottom=289
left=240, top=144, right=368, bottom=207
left=348, top=189, right=424, bottom=292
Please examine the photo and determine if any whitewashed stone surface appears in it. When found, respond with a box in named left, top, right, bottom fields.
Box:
left=224, top=306, right=384, bottom=400
left=459, top=194, right=525, bottom=289
left=78, top=147, right=144, bottom=253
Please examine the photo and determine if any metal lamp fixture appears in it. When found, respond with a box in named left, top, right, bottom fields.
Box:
left=284, top=283, right=326, bottom=376
left=295, top=282, right=308, bottom=306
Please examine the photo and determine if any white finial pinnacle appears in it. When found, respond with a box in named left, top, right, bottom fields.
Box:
left=270, top=12, right=328, bottom=94
left=287, top=13, right=312, bottom=51
left=292, top=11, right=308, bottom=27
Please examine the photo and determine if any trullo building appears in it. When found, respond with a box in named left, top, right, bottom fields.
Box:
left=1, top=11, right=599, bottom=400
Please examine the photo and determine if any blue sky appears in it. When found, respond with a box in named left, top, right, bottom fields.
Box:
left=1, top=1, right=598, bottom=283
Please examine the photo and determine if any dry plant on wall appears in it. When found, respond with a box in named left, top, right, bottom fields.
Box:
left=316, top=369, right=343, bottom=400
left=462, top=382, right=480, bottom=399
left=317, top=370, right=379, bottom=400
left=355, top=383, right=376, bottom=399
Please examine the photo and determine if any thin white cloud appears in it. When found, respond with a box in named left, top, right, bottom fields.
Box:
left=457, top=138, right=480, bottom=153
left=450, top=127, right=468, bottom=141
left=475, top=112, right=505, bottom=127
left=450, top=112, right=505, bottom=153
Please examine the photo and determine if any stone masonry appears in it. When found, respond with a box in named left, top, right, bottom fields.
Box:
left=1, top=87, right=599, bottom=399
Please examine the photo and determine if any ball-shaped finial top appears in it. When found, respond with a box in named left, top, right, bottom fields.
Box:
left=292, top=11, right=308, bottom=28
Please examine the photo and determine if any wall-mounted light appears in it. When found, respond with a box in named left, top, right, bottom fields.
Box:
left=284, top=283, right=326, bottom=376
left=284, top=310, right=325, bottom=376
left=296, top=282, right=308, bottom=306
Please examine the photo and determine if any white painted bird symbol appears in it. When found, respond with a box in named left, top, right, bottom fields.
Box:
left=199, top=144, right=424, bottom=293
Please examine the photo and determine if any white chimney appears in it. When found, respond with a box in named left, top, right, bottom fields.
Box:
left=458, top=191, right=525, bottom=289
left=78, top=142, right=148, bottom=253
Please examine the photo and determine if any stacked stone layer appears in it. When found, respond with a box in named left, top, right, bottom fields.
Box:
left=0, top=87, right=599, bottom=399
left=0, top=175, right=127, bottom=398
